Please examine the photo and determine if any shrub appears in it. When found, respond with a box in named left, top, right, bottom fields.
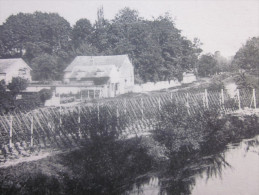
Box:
left=153, top=101, right=225, bottom=154
left=38, top=89, right=52, bottom=103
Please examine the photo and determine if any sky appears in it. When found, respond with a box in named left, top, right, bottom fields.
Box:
left=0, top=0, right=258, bottom=57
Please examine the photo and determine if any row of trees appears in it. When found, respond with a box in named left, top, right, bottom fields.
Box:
left=0, top=8, right=202, bottom=83
left=197, top=51, right=230, bottom=77
left=196, top=36, right=259, bottom=77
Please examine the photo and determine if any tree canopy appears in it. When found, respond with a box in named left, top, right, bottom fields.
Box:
left=0, top=8, right=202, bottom=83
left=232, top=37, right=259, bottom=71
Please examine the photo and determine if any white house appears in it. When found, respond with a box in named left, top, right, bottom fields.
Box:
left=64, top=55, right=134, bottom=97
left=0, top=58, right=32, bottom=84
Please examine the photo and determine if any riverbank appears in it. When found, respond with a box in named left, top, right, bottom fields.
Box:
left=1, top=100, right=259, bottom=194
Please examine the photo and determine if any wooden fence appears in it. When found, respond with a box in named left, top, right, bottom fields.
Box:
left=0, top=88, right=258, bottom=160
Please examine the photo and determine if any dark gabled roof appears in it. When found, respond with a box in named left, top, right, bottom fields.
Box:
left=0, top=58, right=32, bottom=73
left=64, top=55, right=130, bottom=72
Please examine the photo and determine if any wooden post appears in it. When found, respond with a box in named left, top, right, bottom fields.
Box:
left=9, top=115, right=13, bottom=147
left=203, top=93, right=206, bottom=108
left=80, top=90, right=83, bottom=102
left=78, top=105, right=81, bottom=138
left=124, top=99, right=127, bottom=115
left=253, top=89, right=257, bottom=109
left=170, top=92, right=173, bottom=101
left=237, top=89, right=241, bottom=110
left=94, top=89, right=96, bottom=99
left=141, top=98, right=144, bottom=119
left=116, top=104, right=119, bottom=124
left=97, top=103, right=100, bottom=123
left=220, top=89, right=225, bottom=111
left=158, top=97, right=161, bottom=111
left=87, top=90, right=89, bottom=99
left=30, top=115, right=34, bottom=147
left=186, top=93, right=190, bottom=115
left=205, top=89, right=209, bottom=109
left=221, top=88, right=224, bottom=105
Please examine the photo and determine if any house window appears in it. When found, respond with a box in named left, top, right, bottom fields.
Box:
left=115, top=83, right=119, bottom=91
left=18, top=69, right=26, bottom=75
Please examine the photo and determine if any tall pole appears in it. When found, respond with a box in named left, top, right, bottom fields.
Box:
left=253, top=89, right=257, bottom=109
left=30, top=115, right=34, bottom=147
left=78, top=105, right=81, bottom=138
left=186, top=93, right=190, bottom=115
left=9, top=115, right=13, bottom=147
left=141, top=98, right=144, bottom=119
left=221, top=89, right=224, bottom=108
left=158, top=97, right=161, bottom=111
left=205, top=89, right=209, bottom=109
left=124, top=99, right=127, bottom=115
left=237, top=89, right=241, bottom=110
left=97, top=103, right=100, bottom=123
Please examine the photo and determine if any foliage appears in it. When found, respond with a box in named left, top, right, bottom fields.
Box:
left=232, top=37, right=259, bottom=70
left=0, top=110, right=259, bottom=194
left=153, top=102, right=223, bottom=153
left=7, top=77, right=28, bottom=95
left=0, top=78, right=44, bottom=114
left=0, top=77, right=28, bottom=113
left=0, top=12, right=73, bottom=80
left=153, top=100, right=259, bottom=157
left=197, top=53, right=217, bottom=77
left=0, top=8, right=202, bottom=83
left=38, top=89, right=52, bottom=103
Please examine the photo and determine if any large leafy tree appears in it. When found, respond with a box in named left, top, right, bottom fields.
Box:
left=0, top=12, right=71, bottom=57
left=72, top=19, right=93, bottom=47
left=99, top=8, right=202, bottom=82
left=232, top=37, right=259, bottom=71
left=197, top=54, right=217, bottom=77
left=0, top=12, right=72, bottom=80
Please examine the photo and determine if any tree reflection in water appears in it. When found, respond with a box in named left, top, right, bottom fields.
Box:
left=125, top=136, right=259, bottom=195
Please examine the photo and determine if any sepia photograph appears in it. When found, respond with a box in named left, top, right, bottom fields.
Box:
left=0, top=0, right=259, bottom=194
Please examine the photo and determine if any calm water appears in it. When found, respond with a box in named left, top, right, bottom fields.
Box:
left=126, top=136, right=259, bottom=195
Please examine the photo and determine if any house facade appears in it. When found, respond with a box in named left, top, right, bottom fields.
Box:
left=0, top=58, right=32, bottom=84
left=64, top=55, right=134, bottom=97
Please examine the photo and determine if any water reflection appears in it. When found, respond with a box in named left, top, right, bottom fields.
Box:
left=124, top=136, right=259, bottom=195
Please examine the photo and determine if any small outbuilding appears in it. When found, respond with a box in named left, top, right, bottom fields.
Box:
left=0, top=58, right=32, bottom=84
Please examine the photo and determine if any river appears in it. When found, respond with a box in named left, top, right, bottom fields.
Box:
left=126, top=136, right=259, bottom=195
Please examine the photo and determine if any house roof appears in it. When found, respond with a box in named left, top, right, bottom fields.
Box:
left=0, top=58, right=32, bottom=73
left=64, top=55, right=130, bottom=72
left=70, top=65, right=116, bottom=79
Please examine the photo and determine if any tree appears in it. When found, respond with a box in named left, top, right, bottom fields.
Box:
left=31, top=54, right=62, bottom=80
left=38, top=88, right=52, bottom=103
left=0, top=12, right=73, bottom=81
left=7, top=77, right=28, bottom=95
left=0, top=78, right=28, bottom=113
left=0, top=12, right=71, bottom=57
left=72, top=19, right=93, bottom=47
left=232, top=37, right=259, bottom=71
left=197, top=54, right=217, bottom=77
left=113, top=7, right=142, bottom=24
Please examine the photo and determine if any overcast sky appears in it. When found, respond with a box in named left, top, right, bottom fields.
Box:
left=0, top=0, right=258, bottom=57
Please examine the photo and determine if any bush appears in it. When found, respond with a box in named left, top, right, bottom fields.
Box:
left=38, top=89, right=52, bottom=103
